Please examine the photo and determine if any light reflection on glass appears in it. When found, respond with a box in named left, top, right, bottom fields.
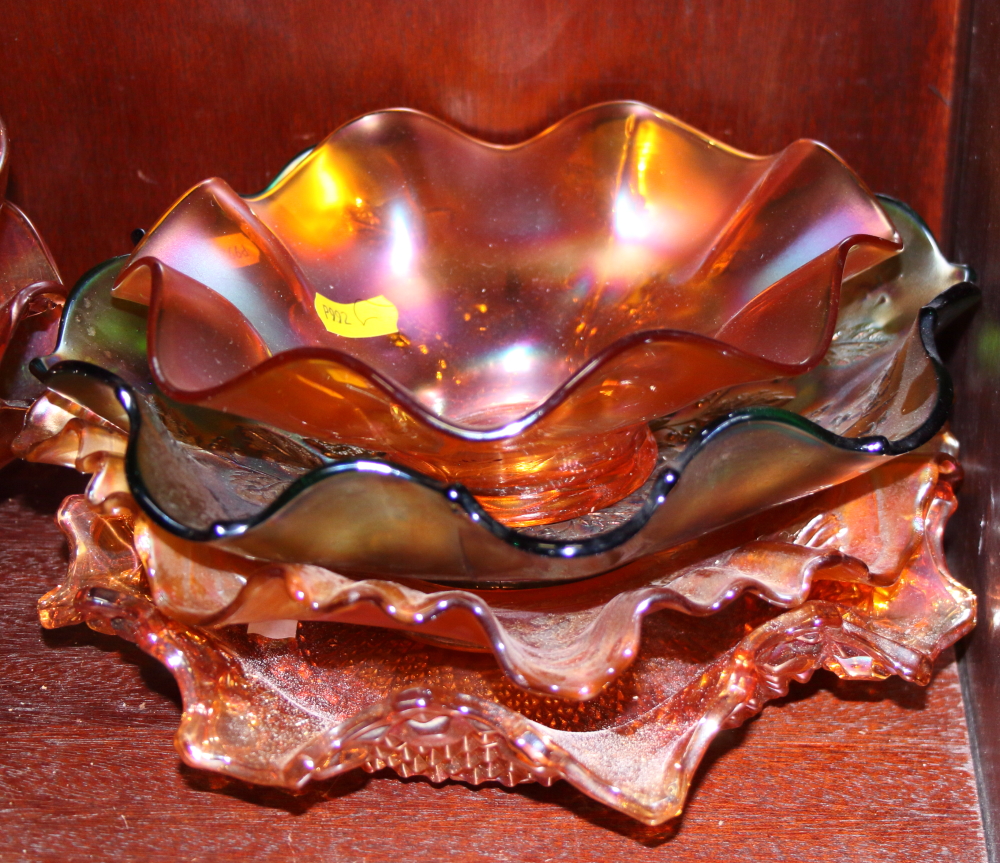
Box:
left=613, top=189, right=652, bottom=242
left=499, top=344, right=533, bottom=375
left=388, top=205, right=415, bottom=278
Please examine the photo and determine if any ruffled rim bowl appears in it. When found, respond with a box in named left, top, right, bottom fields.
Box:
left=105, top=102, right=902, bottom=525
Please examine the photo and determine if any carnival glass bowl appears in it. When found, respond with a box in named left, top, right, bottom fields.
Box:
left=103, top=102, right=903, bottom=526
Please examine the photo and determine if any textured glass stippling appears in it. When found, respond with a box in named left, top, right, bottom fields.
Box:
left=37, top=446, right=973, bottom=824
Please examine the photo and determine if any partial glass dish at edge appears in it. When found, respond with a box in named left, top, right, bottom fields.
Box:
left=0, top=117, right=64, bottom=463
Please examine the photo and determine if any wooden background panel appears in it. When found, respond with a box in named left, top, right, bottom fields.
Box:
left=947, top=1, right=1000, bottom=858
left=0, top=0, right=964, bottom=288
left=0, top=463, right=986, bottom=861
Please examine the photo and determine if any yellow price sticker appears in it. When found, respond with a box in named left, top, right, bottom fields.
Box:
left=314, top=292, right=400, bottom=338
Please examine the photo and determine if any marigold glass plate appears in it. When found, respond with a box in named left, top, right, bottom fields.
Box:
left=37, top=447, right=974, bottom=823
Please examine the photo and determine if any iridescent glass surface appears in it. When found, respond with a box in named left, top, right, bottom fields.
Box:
left=36, top=444, right=974, bottom=823
left=28, top=196, right=972, bottom=584
left=18, top=105, right=978, bottom=823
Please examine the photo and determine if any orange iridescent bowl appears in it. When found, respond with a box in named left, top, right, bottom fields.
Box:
left=103, top=102, right=902, bottom=527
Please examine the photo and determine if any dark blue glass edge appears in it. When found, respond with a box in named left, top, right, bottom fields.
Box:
left=29, top=279, right=977, bottom=560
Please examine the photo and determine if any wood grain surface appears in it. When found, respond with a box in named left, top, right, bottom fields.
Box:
left=0, top=1, right=966, bottom=288
left=0, top=462, right=986, bottom=862
left=946, top=1, right=1000, bottom=859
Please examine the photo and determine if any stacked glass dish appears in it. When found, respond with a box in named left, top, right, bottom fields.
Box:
left=10, top=103, right=977, bottom=824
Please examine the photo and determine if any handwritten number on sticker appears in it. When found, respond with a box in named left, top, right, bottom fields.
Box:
left=314, top=292, right=400, bottom=338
